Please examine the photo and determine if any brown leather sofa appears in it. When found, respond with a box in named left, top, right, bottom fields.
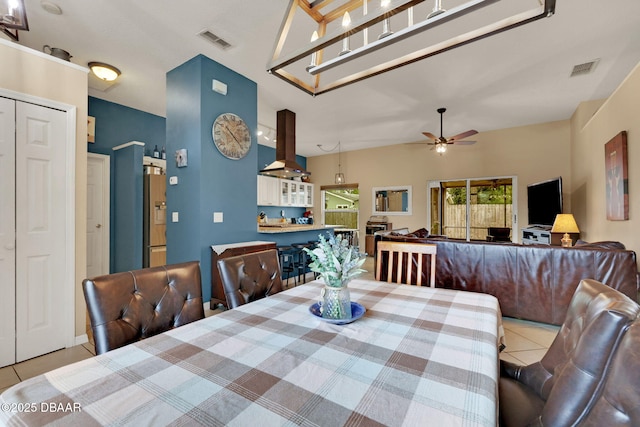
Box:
left=217, top=249, right=283, bottom=309
left=376, top=231, right=639, bottom=325
left=82, top=261, right=205, bottom=355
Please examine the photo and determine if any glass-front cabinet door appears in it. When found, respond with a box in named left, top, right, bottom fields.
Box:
left=305, top=184, right=313, bottom=207
left=298, top=184, right=306, bottom=205
left=290, top=183, right=298, bottom=206
left=280, top=180, right=290, bottom=206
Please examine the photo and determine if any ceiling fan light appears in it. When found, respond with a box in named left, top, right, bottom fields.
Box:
left=435, top=143, right=447, bottom=154
left=88, top=62, right=121, bottom=81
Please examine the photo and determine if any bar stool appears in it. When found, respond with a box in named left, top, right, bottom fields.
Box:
left=291, top=242, right=315, bottom=284
left=277, top=245, right=297, bottom=287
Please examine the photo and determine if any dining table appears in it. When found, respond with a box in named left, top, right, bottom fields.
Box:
left=1, top=278, right=503, bottom=427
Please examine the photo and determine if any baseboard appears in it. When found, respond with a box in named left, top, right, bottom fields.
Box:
left=74, top=334, right=88, bottom=346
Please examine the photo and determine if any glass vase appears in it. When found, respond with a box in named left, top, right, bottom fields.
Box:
left=320, top=283, right=352, bottom=320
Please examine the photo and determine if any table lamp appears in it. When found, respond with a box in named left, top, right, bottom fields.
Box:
left=551, top=214, right=580, bottom=247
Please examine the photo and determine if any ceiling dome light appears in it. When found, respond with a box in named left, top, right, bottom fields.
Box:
left=88, top=62, right=121, bottom=81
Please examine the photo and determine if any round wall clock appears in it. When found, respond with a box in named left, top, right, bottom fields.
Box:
left=212, top=113, right=252, bottom=160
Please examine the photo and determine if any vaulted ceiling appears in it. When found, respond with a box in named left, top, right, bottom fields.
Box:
left=11, top=0, right=640, bottom=156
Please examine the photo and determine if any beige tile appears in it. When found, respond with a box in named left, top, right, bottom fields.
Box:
left=499, top=352, right=522, bottom=365
left=502, top=331, right=546, bottom=352
left=82, top=342, right=96, bottom=356
left=517, top=327, right=558, bottom=348
left=13, top=346, right=94, bottom=381
left=507, top=349, right=548, bottom=365
left=0, top=366, right=20, bottom=390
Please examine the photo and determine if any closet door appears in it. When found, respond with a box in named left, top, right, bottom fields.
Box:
left=15, top=102, right=67, bottom=362
left=0, top=97, right=16, bottom=368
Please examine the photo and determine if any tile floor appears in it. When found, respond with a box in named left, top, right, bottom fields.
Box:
left=0, top=257, right=559, bottom=394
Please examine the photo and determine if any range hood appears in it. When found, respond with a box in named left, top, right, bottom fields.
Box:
left=259, top=109, right=310, bottom=179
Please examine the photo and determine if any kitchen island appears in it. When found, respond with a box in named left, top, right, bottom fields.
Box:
left=257, top=223, right=341, bottom=233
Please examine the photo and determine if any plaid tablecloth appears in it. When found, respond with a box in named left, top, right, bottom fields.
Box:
left=1, top=279, right=502, bottom=426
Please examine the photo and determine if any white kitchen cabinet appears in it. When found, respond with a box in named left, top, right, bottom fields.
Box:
left=280, top=180, right=298, bottom=206
left=257, top=175, right=280, bottom=206
left=257, top=176, right=314, bottom=208
left=302, top=183, right=314, bottom=207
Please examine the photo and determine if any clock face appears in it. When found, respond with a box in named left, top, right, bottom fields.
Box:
left=212, top=113, right=252, bottom=160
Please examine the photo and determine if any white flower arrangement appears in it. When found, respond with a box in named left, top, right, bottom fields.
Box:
left=304, top=233, right=366, bottom=287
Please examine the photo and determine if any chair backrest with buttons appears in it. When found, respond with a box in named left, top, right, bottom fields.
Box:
left=217, top=249, right=283, bottom=309
left=82, top=261, right=205, bottom=355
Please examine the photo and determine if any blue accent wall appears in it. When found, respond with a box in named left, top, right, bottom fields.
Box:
left=166, top=55, right=258, bottom=302
left=112, top=143, right=144, bottom=271
left=88, top=97, right=166, bottom=273
left=86, top=79, right=316, bottom=288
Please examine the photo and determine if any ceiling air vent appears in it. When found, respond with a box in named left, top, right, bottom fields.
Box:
left=199, top=30, right=232, bottom=50
left=570, top=59, right=600, bottom=77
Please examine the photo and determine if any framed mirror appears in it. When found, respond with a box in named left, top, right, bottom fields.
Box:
left=372, top=186, right=412, bottom=215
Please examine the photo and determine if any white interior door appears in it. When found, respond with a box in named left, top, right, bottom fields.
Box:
left=87, top=153, right=110, bottom=279
left=15, top=101, right=68, bottom=362
left=0, top=97, right=16, bottom=368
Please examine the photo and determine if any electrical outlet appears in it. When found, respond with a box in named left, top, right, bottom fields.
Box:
left=169, top=176, right=178, bottom=185
left=172, top=212, right=179, bottom=222
left=213, top=212, right=223, bottom=223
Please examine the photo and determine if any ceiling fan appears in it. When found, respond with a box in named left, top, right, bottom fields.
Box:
left=422, top=108, right=478, bottom=154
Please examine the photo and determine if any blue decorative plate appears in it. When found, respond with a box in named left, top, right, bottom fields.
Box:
left=309, top=302, right=366, bottom=325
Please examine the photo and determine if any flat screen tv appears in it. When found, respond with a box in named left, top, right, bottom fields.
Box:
left=527, top=177, right=563, bottom=227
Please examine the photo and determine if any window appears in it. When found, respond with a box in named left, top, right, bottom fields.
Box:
left=428, top=176, right=517, bottom=241
left=321, top=184, right=359, bottom=230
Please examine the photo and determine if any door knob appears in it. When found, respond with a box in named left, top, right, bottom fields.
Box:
left=96, top=224, right=102, bottom=228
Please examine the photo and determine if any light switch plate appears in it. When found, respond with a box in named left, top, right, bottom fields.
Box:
left=213, top=212, right=223, bottom=223
left=169, top=176, right=178, bottom=185
left=172, top=212, right=179, bottom=222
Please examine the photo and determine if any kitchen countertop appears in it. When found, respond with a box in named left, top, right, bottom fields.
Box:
left=257, top=224, right=342, bottom=234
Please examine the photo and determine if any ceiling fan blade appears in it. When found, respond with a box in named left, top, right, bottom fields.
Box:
left=422, top=132, right=438, bottom=141
left=448, top=129, right=478, bottom=142
left=450, top=140, right=476, bottom=145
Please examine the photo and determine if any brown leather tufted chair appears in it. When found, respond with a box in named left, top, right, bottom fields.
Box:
left=82, top=261, right=205, bottom=355
left=579, top=319, right=640, bottom=426
left=499, top=279, right=639, bottom=427
left=217, top=249, right=283, bottom=309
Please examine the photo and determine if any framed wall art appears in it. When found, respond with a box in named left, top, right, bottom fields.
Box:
left=604, top=131, right=628, bottom=221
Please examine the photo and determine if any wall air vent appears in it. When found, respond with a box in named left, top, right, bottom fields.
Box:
left=198, top=30, right=232, bottom=50
left=570, top=59, right=600, bottom=77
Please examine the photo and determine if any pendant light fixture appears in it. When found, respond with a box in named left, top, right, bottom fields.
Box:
left=268, top=0, right=556, bottom=96
left=335, top=141, right=345, bottom=184
left=1, top=0, right=28, bottom=40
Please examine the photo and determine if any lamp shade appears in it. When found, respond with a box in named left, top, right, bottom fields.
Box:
left=551, top=214, right=580, bottom=233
